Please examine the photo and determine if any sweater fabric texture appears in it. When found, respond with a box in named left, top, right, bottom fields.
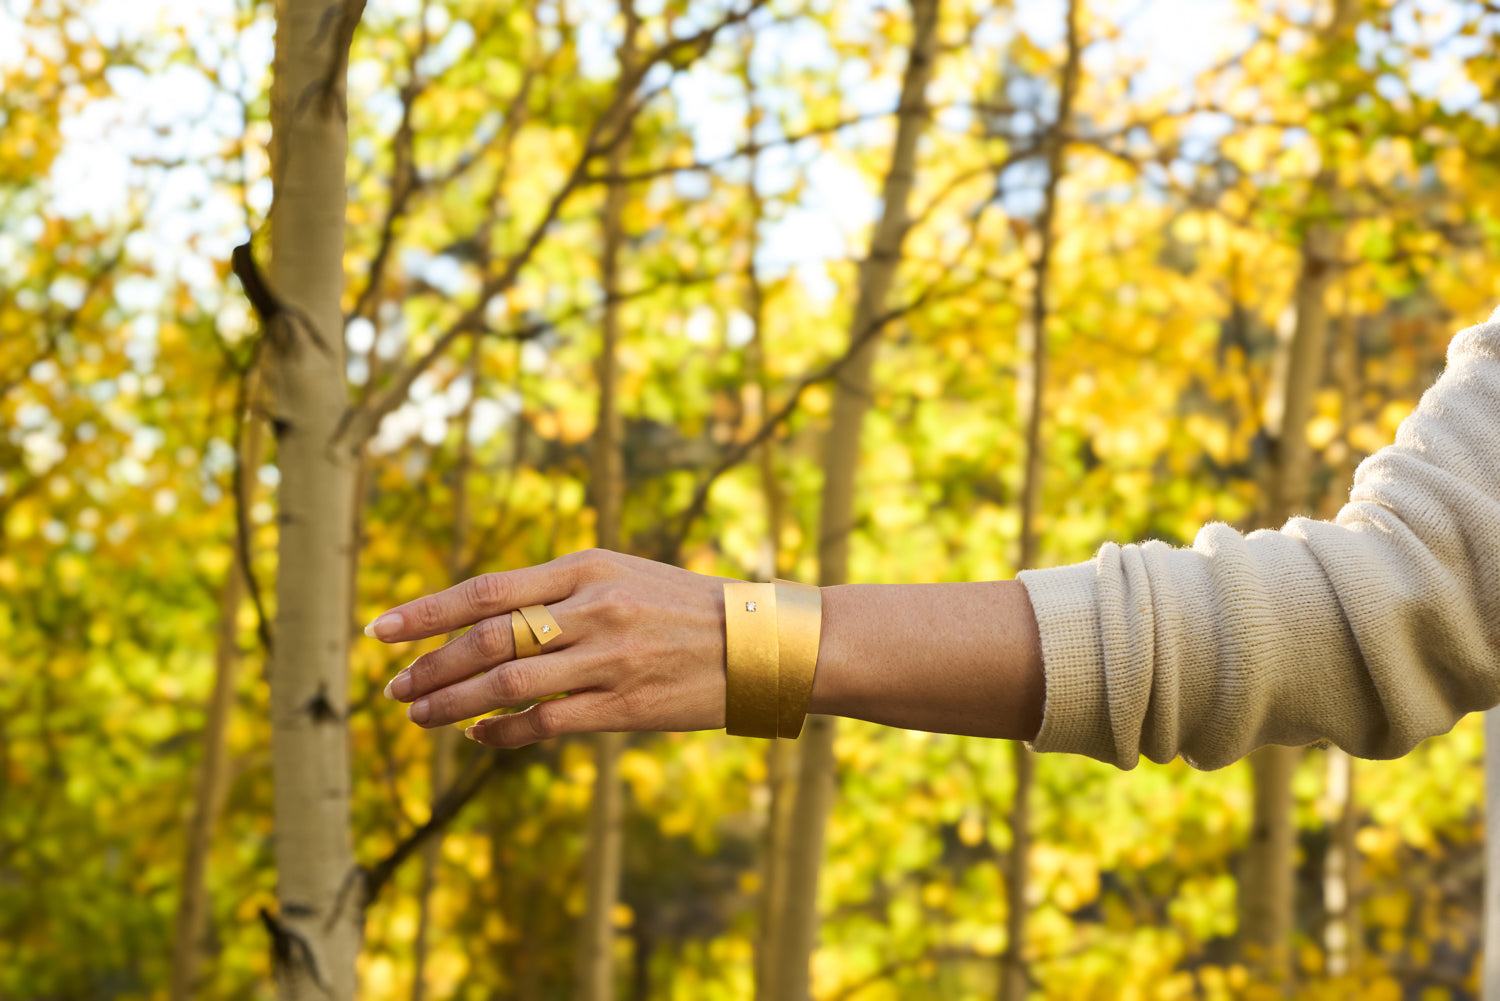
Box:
left=1016, top=306, right=1500, bottom=770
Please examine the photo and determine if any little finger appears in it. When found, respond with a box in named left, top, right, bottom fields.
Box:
left=465, top=691, right=615, bottom=748
left=405, top=647, right=598, bottom=728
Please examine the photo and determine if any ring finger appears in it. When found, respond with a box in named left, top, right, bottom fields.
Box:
left=407, top=645, right=601, bottom=728
left=386, top=598, right=582, bottom=704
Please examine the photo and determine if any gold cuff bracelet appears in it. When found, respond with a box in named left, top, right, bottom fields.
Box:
left=724, top=581, right=779, bottom=739
left=772, top=579, right=822, bottom=739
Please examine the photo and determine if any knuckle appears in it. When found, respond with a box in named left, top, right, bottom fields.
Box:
left=426, top=688, right=456, bottom=724
left=527, top=700, right=562, bottom=741
left=486, top=719, right=518, bottom=748
left=486, top=663, right=530, bottom=706
left=406, top=599, right=438, bottom=633
left=594, top=582, right=638, bottom=625
left=495, top=722, right=529, bottom=750
left=572, top=548, right=621, bottom=580
left=471, top=616, right=511, bottom=660
left=615, top=684, right=654, bottom=724
left=468, top=572, right=509, bottom=612
left=556, top=550, right=593, bottom=578
left=406, top=655, right=434, bottom=693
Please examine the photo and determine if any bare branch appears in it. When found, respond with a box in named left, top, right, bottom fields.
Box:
left=338, top=1, right=767, bottom=449
left=583, top=109, right=893, bottom=185
left=361, top=743, right=539, bottom=903
left=1, top=239, right=129, bottom=399
left=657, top=279, right=952, bottom=564
left=231, top=358, right=275, bottom=658
left=345, top=52, right=428, bottom=324
left=231, top=242, right=336, bottom=360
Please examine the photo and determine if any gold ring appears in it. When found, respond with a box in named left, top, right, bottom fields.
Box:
left=518, top=604, right=563, bottom=646
left=511, top=610, right=540, bottom=658
left=511, top=604, right=562, bottom=659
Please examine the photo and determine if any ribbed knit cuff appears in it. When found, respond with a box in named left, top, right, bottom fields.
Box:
left=1017, top=559, right=1121, bottom=766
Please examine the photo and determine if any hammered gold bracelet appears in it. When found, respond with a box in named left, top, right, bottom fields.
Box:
left=724, top=579, right=823, bottom=739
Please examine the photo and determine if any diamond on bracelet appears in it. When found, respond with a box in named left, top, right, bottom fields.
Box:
left=745, top=601, right=757, bottom=612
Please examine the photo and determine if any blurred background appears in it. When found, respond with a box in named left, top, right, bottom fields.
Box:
left=3, top=0, right=1499, bottom=997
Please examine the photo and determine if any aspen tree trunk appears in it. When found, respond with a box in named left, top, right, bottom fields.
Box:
left=1238, top=4, right=1355, bottom=983
left=757, top=739, right=798, bottom=1000
left=263, top=1, right=361, bottom=996
left=772, top=3, right=939, bottom=998
left=738, top=41, right=801, bottom=998
left=749, top=267, right=801, bottom=1001
left=1238, top=235, right=1335, bottom=987
left=410, top=726, right=456, bottom=1000
left=1238, top=278, right=1331, bottom=979
left=1000, top=6, right=1081, bottom=999
left=998, top=742, right=1032, bottom=1001
left=169, top=368, right=269, bottom=1001
left=577, top=12, right=636, bottom=995
left=1239, top=745, right=1297, bottom=979
left=1319, top=309, right=1360, bottom=980
left=1485, top=711, right=1500, bottom=1000
left=411, top=338, right=481, bottom=1001
left=628, top=922, right=653, bottom=1001
left=1321, top=747, right=1355, bottom=976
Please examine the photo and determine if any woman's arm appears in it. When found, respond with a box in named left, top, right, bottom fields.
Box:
left=1018, top=306, right=1500, bottom=770
left=371, top=307, right=1500, bottom=766
left=368, top=559, right=1045, bottom=748
left=811, top=582, right=1043, bottom=740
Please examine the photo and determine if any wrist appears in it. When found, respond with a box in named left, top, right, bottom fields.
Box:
left=806, top=584, right=855, bottom=717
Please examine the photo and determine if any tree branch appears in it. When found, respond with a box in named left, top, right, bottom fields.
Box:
left=231, top=358, right=274, bottom=658
left=656, top=281, right=949, bottom=564
left=583, top=108, right=894, bottom=185
left=361, top=743, right=538, bottom=903
left=345, top=17, right=431, bottom=326
left=337, top=1, right=767, bottom=450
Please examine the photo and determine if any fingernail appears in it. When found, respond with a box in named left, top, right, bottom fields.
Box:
left=383, top=669, right=411, bottom=701
left=408, top=698, right=430, bottom=724
left=464, top=725, right=478, bottom=741
left=365, top=613, right=403, bottom=640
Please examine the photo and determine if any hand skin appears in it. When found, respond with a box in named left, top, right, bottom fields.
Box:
left=367, top=548, right=1045, bottom=749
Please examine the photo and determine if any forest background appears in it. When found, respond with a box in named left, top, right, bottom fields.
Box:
left=4, top=0, right=1500, bottom=998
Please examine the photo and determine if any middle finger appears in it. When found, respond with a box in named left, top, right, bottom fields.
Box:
left=385, top=597, right=581, bottom=702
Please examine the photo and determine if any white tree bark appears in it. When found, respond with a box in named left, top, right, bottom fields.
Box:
left=264, top=0, right=361, bottom=995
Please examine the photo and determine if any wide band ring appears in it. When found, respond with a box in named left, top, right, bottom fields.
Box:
left=510, top=604, right=563, bottom=659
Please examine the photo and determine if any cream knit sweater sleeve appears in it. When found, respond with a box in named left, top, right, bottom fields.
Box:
left=1016, top=307, right=1500, bottom=771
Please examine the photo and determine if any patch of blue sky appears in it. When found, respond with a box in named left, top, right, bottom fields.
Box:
left=0, top=2, right=22, bottom=65
left=1364, top=1, right=1496, bottom=115
left=15, top=0, right=271, bottom=319
left=418, top=15, right=475, bottom=79
left=11, top=0, right=1499, bottom=340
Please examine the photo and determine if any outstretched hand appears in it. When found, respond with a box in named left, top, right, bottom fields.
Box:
left=367, top=550, right=730, bottom=747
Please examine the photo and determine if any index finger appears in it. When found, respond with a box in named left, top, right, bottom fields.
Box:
left=365, top=556, right=581, bottom=642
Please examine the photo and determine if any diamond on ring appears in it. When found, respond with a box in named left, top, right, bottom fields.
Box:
left=746, top=601, right=757, bottom=612
left=541, top=625, right=551, bottom=633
